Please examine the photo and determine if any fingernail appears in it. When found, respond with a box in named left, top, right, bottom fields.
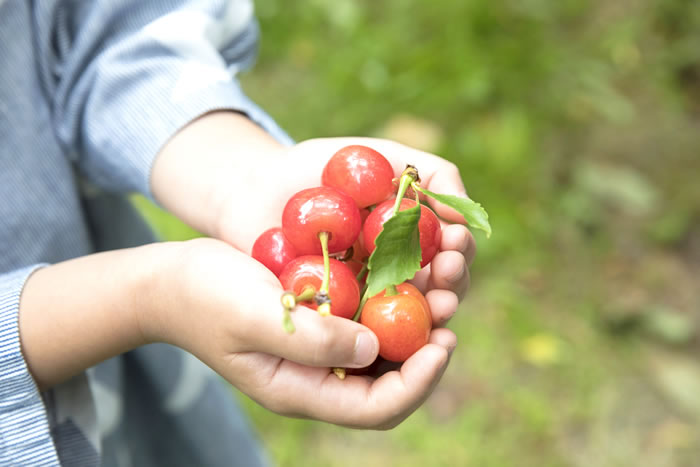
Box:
left=354, top=332, right=377, bottom=366
left=448, top=263, right=466, bottom=284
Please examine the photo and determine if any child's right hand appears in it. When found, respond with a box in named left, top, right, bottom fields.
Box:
left=150, top=238, right=456, bottom=429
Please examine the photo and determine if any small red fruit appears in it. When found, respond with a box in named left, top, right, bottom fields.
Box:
left=360, top=283, right=431, bottom=362
left=282, top=187, right=362, bottom=255
left=279, top=256, right=360, bottom=319
left=363, top=198, right=442, bottom=268
left=322, top=145, right=395, bottom=208
left=251, top=227, right=297, bottom=277
left=373, top=282, right=431, bottom=321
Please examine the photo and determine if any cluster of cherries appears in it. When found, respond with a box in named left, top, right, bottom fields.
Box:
left=252, top=145, right=442, bottom=374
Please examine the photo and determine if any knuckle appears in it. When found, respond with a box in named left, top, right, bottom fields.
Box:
left=311, top=327, right=338, bottom=365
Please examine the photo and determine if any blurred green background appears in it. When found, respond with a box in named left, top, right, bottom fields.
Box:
left=135, top=1, right=700, bottom=465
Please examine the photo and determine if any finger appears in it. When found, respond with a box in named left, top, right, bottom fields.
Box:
left=429, top=327, right=458, bottom=353
left=260, top=339, right=452, bottom=429
left=428, top=250, right=470, bottom=301
left=441, top=224, right=476, bottom=266
left=354, top=327, right=458, bottom=379
left=425, top=289, right=459, bottom=327
left=409, top=266, right=431, bottom=295
left=362, top=337, right=453, bottom=429
left=421, top=164, right=470, bottom=224
left=239, top=290, right=379, bottom=369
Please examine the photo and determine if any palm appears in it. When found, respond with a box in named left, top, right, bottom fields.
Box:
left=217, top=334, right=452, bottom=429
left=175, top=239, right=456, bottom=429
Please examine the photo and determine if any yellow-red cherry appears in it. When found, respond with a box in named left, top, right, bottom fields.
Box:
left=360, top=284, right=431, bottom=362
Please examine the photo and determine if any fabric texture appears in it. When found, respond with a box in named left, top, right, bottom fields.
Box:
left=0, top=0, right=291, bottom=464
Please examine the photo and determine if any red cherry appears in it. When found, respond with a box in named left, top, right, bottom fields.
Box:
left=360, top=284, right=431, bottom=362
left=322, top=145, right=395, bottom=208
left=251, top=227, right=298, bottom=277
left=362, top=198, right=442, bottom=268
left=279, top=256, right=360, bottom=319
left=372, top=283, right=431, bottom=321
left=282, top=187, right=362, bottom=255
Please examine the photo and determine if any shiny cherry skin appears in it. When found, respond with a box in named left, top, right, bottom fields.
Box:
left=279, top=255, right=360, bottom=319
left=251, top=227, right=298, bottom=277
left=372, top=283, right=431, bottom=321
left=362, top=198, right=442, bottom=268
left=322, top=145, right=396, bottom=208
left=360, top=284, right=431, bottom=362
left=282, top=187, right=362, bottom=255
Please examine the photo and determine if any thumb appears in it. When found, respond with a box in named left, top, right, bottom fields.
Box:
left=239, top=286, right=379, bottom=368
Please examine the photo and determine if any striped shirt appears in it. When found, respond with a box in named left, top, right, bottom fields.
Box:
left=0, top=1, right=291, bottom=465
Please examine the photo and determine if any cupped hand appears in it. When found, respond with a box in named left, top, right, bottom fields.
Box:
left=154, top=238, right=456, bottom=428
left=216, top=137, right=476, bottom=326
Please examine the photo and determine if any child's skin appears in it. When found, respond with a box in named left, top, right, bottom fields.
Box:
left=19, top=111, right=476, bottom=430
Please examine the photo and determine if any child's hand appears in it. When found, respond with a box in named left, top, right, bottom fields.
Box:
left=18, top=236, right=452, bottom=427
left=152, top=238, right=455, bottom=429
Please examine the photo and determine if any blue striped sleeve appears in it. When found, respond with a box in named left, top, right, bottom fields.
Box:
left=0, top=266, right=59, bottom=466
left=41, top=0, right=292, bottom=199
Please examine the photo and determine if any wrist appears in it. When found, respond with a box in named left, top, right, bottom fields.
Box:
left=133, top=241, right=189, bottom=346
left=151, top=111, right=285, bottom=241
left=18, top=244, right=174, bottom=390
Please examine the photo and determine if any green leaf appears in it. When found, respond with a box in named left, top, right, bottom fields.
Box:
left=365, top=203, right=422, bottom=297
left=413, top=186, right=492, bottom=238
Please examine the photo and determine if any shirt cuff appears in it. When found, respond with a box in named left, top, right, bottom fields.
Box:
left=0, top=265, right=60, bottom=466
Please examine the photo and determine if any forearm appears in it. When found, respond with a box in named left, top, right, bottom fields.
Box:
left=151, top=111, right=284, bottom=242
left=18, top=243, right=172, bottom=391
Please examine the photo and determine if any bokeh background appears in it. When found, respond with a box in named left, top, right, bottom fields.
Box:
left=134, top=1, right=700, bottom=465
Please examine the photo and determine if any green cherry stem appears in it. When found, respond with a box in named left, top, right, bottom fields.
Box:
left=319, top=231, right=331, bottom=294
left=392, top=165, right=419, bottom=215
left=281, top=311, right=295, bottom=334
left=317, top=231, right=332, bottom=316
left=280, top=285, right=317, bottom=334
left=356, top=263, right=368, bottom=282
left=352, top=288, right=370, bottom=322
left=354, top=166, right=420, bottom=323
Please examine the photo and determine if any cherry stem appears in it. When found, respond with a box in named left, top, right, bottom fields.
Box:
left=282, top=311, right=295, bottom=334
left=318, top=231, right=332, bottom=317
left=385, top=284, right=398, bottom=296
left=353, top=166, right=420, bottom=324
left=356, top=263, right=368, bottom=282
left=318, top=231, right=331, bottom=294
left=392, top=165, right=420, bottom=215
left=297, top=285, right=317, bottom=303
left=280, top=285, right=316, bottom=333
left=352, top=287, right=370, bottom=322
